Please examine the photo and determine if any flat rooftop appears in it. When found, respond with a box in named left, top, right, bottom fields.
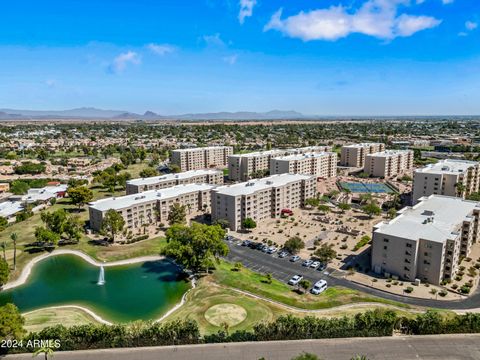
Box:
left=172, top=146, right=231, bottom=153
left=273, top=152, right=335, bottom=161
left=374, top=195, right=480, bottom=243
left=89, top=183, right=216, bottom=212
left=127, top=169, right=222, bottom=186
left=229, top=149, right=285, bottom=159
left=214, top=173, right=314, bottom=196
left=368, top=150, right=412, bottom=158
left=343, top=143, right=383, bottom=148
left=415, top=159, right=478, bottom=175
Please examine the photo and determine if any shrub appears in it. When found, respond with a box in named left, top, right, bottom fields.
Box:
left=405, top=287, right=414, bottom=293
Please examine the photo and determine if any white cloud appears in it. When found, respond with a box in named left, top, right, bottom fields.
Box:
left=223, top=54, right=238, bottom=65
left=108, top=51, right=141, bottom=73
left=442, top=0, right=454, bottom=4
left=465, top=21, right=478, bottom=31
left=239, top=0, right=256, bottom=24
left=147, top=43, right=176, bottom=56
left=203, top=33, right=225, bottom=46
left=45, top=79, right=57, bottom=88
left=264, top=0, right=441, bottom=41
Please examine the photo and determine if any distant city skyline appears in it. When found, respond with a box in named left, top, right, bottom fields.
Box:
left=0, top=0, right=479, bottom=115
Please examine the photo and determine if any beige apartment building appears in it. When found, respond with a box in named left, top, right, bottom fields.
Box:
left=211, top=173, right=316, bottom=230
left=364, top=150, right=413, bottom=178
left=126, top=169, right=223, bottom=194
left=270, top=152, right=337, bottom=178
left=371, top=195, right=480, bottom=285
left=171, top=146, right=233, bottom=171
left=228, top=146, right=332, bottom=181
left=88, top=183, right=215, bottom=233
left=340, top=143, right=385, bottom=168
left=412, top=159, right=480, bottom=204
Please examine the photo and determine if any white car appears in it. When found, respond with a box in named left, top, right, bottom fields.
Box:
left=310, top=261, right=321, bottom=268
left=310, top=280, right=328, bottom=295
left=267, top=246, right=277, bottom=254
left=302, top=259, right=314, bottom=267
left=288, top=275, right=303, bottom=286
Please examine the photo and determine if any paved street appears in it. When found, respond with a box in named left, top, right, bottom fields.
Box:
left=7, top=334, right=480, bottom=360
left=224, top=239, right=480, bottom=310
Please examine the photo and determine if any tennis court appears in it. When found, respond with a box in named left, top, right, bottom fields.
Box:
left=339, top=182, right=395, bottom=193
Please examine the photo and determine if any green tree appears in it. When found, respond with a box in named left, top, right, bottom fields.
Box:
left=213, top=218, right=230, bottom=229
left=33, top=342, right=55, bottom=360
left=162, top=223, right=228, bottom=273
left=283, top=236, right=305, bottom=254
left=168, top=203, right=187, bottom=226
left=338, top=203, right=351, bottom=213
left=41, top=209, right=67, bottom=234
left=317, top=204, right=331, bottom=213
left=455, top=182, right=466, bottom=197
left=298, top=279, right=311, bottom=294
left=1, top=241, right=6, bottom=261
left=63, top=215, right=83, bottom=243
left=0, top=258, right=9, bottom=286
left=68, top=186, right=94, bottom=209
left=101, top=209, right=125, bottom=242
left=34, top=227, right=61, bottom=245
left=0, top=217, right=8, bottom=231
left=362, top=203, right=382, bottom=218
left=242, top=217, right=257, bottom=231
left=10, top=232, right=17, bottom=270
left=314, top=244, right=337, bottom=264
left=304, top=198, right=320, bottom=208
left=139, top=167, right=158, bottom=178
left=0, top=303, right=25, bottom=340
left=169, top=164, right=181, bottom=173
left=387, top=207, right=397, bottom=219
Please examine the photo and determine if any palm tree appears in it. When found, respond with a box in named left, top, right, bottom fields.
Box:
left=10, top=233, right=17, bottom=270
left=1, top=241, right=6, bottom=261
left=455, top=182, right=466, bottom=197
left=33, top=344, right=55, bottom=360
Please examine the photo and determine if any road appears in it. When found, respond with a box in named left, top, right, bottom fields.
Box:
left=6, top=334, right=480, bottom=360
left=224, top=239, right=480, bottom=310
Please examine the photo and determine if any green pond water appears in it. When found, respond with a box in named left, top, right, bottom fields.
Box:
left=0, top=255, right=190, bottom=323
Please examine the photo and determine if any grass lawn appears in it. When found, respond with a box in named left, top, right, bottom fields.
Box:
left=212, top=261, right=411, bottom=310
left=23, top=307, right=100, bottom=333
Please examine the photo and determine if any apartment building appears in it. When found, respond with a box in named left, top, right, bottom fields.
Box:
left=211, top=173, right=316, bottom=230
left=126, top=169, right=223, bottom=194
left=171, top=146, right=233, bottom=171
left=364, top=150, right=414, bottom=178
left=412, top=159, right=480, bottom=204
left=88, top=183, right=215, bottom=233
left=228, top=146, right=332, bottom=181
left=340, top=143, right=385, bottom=168
left=270, top=152, right=337, bottom=178
left=371, top=195, right=480, bottom=285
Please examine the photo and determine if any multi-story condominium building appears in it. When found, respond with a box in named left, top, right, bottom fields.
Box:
left=371, top=195, right=480, bottom=285
left=340, top=143, right=385, bottom=168
left=126, top=169, right=223, bottom=194
left=364, top=150, right=414, bottom=178
left=228, top=146, right=332, bottom=181
left=211, top=173, right=316, bottom=230
left=270, top=152, right=337, bottom=178
left=171, top=146, right=233, bottom=171
left=412, top=159, right=480, bottom=204
left=88, top=183, right=215, bottom=233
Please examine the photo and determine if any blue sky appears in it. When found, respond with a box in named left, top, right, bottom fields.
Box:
left=0, top=0, right=479, bottom=115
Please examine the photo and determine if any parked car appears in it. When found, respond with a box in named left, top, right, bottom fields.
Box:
left=278, top=251, right=289, bottom=258
left=310, top=280, right=328, bottom=295
left=267, top=246, right=277, bottom=254
left=288, top=274, right=304, bottom=286
left=290, top=255, right=301, bottom=262
left=256, top=243, right=265, bottom=250
left=317, top=263, right=327, bottom=271
left=261, top=245, right=269, bottom=252
left=311, top=261, right=320, bottom=268
left=302, top=259, right=314, bottom=267
left=241, top=240, right=251, bottom=246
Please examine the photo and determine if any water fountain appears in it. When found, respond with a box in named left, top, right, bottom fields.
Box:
left=97, top=265, right=105, bottom=285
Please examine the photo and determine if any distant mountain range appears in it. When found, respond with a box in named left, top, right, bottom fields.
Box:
left=0, top=107, right=307, bottom=120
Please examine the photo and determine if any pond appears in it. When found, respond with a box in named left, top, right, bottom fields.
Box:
left=0, top=255, right=190, bottom=323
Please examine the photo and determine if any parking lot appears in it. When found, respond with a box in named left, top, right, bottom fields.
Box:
left=224, top=237, right=342, bottom=292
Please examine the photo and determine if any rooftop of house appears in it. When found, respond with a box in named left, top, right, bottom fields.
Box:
left=171, top=146, right=232, bottom=153
left=415, top=159, right=479, bottom=174
left=213, top=173, right=314, bottom=196
left=374, top=195, right=480, bottom=243
left=126, top=169, right=222, bottom=186
left=367, top=150, right=413, bottom=158
left=273, top=152, right=336, bottom=161
left=89, top=183, right=216, bottom=212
